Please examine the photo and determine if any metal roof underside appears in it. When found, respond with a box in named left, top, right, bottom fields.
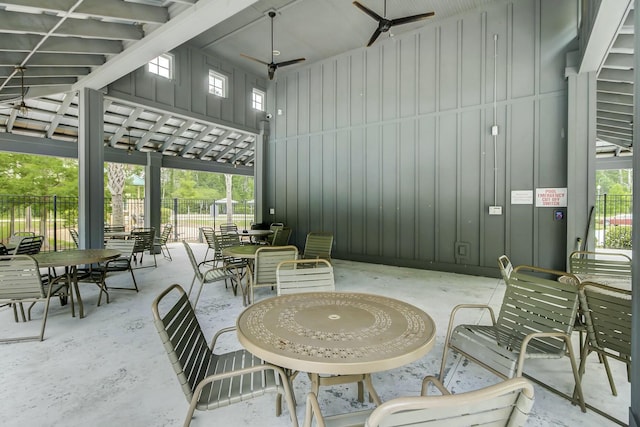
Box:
left=0, top=0, right=634, bottom=165
left=595, top=3, right=635, bottom=159
left=0, top=0, right=260, bottom=167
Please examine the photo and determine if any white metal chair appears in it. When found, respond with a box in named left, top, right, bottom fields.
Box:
left=303, top=376, right=535, bottom=427
left=276, top=259, right=335, bottom=295
left=152, top=284, right=298, bottom=427
left=276, top=258, right=368, bottom=402
left=250, top=245, right=298, bottom=304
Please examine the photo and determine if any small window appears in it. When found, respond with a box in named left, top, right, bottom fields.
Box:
left=208, top=70, right=227, bottom=97
left=252, top=88, right=265, bottom=111
left=148, top=53, right=173, bottom=79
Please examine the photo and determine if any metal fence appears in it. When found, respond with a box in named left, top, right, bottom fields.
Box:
left=0, top=195, right=255, bottom=251
left=594, top=194, right=632, bottom=249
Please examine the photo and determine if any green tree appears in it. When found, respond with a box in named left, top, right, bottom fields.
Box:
left=0, top=153, right=78, bottom=196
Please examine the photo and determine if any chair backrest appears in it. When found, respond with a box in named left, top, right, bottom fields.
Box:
left=182, top=241, right=203, bottom=282
left=254, top=246, right=298, bottom=286
left=365, top=377, right=534, bottom=427
left=14, top=235, right=44, bottom=255
left=271, top=227, right=292, bottom=246
left=497, top=255, right=513, bottom=282
left=159, top=223, right=172, bottom=244
left=131, top=228, right=155, bottom=251
left=104, top=225, right=125, bottom=233
left=266, top=223, right=284, bottom=244
left=69, top=229, right=80, bottom=248
left=303, top=232, right=333, bottom=261
left=0, top=255, right=44, bottom=300
left=200, top=227, right=216, bottom=250
left=151, top=284, right=212, bottom=401
left=214, top=231, right=241, bottom=250
left=276, top=259, right=335, bottom=295
left=579, top=282, right=632, bottom=362
left=499, top=270, right=579, bottom=356
left=105, top=238, right=136, bottom=258
left=219, top=223, right=238, bottom=234
left=569, top=250, right=631, bottom=278
left=8, top=231, right=35, bottom=246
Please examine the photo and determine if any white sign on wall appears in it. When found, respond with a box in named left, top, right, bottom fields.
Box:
left=535, top=187, right=567, bottom=207
left=511, top=190, right=534, bottom=205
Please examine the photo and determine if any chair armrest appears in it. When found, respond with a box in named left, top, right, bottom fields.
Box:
left=515, top=331, right=573, bottom=377
left=421, top=375, right=451, bottom=396
left=210, top=326, right=236, bottom=350
left=303, top=392, right=327, bottom=427
left=443, top=304, right=497, bottom=357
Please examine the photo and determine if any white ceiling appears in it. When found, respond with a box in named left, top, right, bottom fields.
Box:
left=0, top=0, right=634, bottom=164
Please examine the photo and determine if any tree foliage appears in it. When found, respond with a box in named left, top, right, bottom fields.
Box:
left=0, top=153, right=78, bottom=196
left=0, top=152, right=254, bottom=200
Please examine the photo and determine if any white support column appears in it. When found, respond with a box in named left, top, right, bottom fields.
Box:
left=78, top=88, right=105, bottom=249
left=565, top=51, right=597, bottom=258
left=254, top=119, right=268, bottom=225
left=145, top=152, right=162, bottom=247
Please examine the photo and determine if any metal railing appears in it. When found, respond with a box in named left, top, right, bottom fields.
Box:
left=594, top=194, right=632, bottom=249
left=0, top=195, right=255, bottom=251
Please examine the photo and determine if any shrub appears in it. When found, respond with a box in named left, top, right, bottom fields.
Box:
left=604, top=225, right=632, bottom=249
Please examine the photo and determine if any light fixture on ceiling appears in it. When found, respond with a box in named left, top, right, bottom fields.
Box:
left=0, top=66, right=29, bottom=116
left=127, top=127, right=133, bottom=155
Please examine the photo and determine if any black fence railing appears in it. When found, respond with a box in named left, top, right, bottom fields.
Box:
left=0, top=195, right=255, bottom=251
left=594, top=194, right=632, bottom=249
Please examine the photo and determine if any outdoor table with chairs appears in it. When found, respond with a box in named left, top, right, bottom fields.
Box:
left=33, top=249, right=121, bottom=319
left=236, top=291, right=437, bottom=405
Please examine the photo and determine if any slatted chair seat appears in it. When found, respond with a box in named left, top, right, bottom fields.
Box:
left=569, top=250, right=631, bottom=278
left=439, top=267, right=586, bottom=413
left=152, top=284, right=298, bottom=427
left=303, top=376, right=535, bottom=427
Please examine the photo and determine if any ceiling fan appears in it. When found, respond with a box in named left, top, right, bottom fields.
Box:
left=0, top=66, right=29, bottom=116
left=353, top=0, right=435, bottom=47
left=240, top=11, right=305, bottom=80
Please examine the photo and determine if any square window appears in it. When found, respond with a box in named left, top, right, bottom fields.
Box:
left=208, top=70, right=227, bottom=98
left=252, top=88, right=265, bottom=111
left=148, top=53, right=173, bottom=79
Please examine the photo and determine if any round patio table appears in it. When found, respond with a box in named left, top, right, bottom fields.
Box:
left=236, top=291, right=436, bottom=404
left=33, top=249, right=121, bottom=318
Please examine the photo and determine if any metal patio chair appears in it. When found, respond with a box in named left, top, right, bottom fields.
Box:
left=152, top=283, right=298, bottom=427
left=439, top=267, right=586, bottom=413
left=303, top=376, right=534, bottom=427
left=183, top=241, right=236, bottom=308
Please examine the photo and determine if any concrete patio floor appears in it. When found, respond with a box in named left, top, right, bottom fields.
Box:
left=0, top=243, right=630, bottom=426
